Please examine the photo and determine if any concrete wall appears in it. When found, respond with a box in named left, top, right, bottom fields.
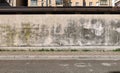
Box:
left=0, top=15, right=120, bottom=47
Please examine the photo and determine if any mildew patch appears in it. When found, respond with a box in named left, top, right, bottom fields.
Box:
left=101, top=63, right=111, bottom=67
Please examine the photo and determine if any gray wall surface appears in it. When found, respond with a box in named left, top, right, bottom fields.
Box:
left=0, top=15, right=120, bottom=47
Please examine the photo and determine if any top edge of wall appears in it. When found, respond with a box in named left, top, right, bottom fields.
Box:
left=0, top=7, right=120, bottom=14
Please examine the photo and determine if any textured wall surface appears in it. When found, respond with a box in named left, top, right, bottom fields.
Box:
left=0, top=15, right=120, bottom=47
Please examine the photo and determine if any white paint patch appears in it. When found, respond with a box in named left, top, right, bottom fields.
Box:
left=89, top=69, right=94, bottom=72
left=59, top=64, right=69, bottom=67
left=26, top=62, right=30, bottom=65
left=116, top=28, right=120, bottom=32
left=74, top=63, right=87, bottom=67
left=101, top=63, right=111, bottom=67
left=113, top=59, right=120, bottom=61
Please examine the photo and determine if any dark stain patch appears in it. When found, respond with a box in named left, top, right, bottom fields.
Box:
left=109, top=71, right=120, bottom=73
left=91, top=19, right=98, bottom=24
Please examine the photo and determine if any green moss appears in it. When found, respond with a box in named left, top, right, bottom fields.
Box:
left=113, top=48, right=120, bottom=52
left=0, top=49, right=94, bottom=52
left=82, top=49, right=91, bottom=52
left=22, top=23, right=31, bottom=45
left=50, top=49, right=55, bottom=51
left=0, top=25, right=16, bottom=46
left=70, top=49, right=78, bottom=52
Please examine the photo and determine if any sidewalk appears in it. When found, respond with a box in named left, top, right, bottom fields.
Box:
left=0, top=51, right=120, bottom=60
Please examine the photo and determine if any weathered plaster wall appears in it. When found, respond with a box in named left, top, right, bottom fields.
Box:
left=0, top=15, right=120, bottom=47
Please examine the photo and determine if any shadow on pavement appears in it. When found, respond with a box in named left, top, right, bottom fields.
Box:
left=109, top=71, right=120, bottom=73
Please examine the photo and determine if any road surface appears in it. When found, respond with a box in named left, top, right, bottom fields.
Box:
left=0, top=60, right=120, bottom=73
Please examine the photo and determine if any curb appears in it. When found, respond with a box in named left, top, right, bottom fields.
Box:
left=1, top=46, right=120, bottom=50
left=0, top=55, right=120, bottom=60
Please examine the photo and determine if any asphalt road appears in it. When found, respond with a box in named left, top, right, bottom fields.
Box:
left=0, top=60, right=120, bottom=73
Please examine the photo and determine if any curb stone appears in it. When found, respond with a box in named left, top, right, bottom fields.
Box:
left=0, top=55, right=120, bottom=60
